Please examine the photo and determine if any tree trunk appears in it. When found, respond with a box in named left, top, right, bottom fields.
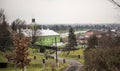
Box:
left=22, top=66, right=26, bottom=71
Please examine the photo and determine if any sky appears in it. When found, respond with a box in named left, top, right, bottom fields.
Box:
left=0, top=0, right=120, bottom=24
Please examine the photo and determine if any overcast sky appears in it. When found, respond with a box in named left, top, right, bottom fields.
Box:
left=0, top=0, right=120, bottom=24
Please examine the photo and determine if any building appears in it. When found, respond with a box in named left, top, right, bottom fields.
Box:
left=85, top=29, right=107, bottom=38
left=22, top=19, right=60, bottom=46
left=22, top=28, right=60, bottom=46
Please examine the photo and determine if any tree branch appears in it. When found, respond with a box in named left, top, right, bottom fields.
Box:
left=110, top=0, right=120, bottom=7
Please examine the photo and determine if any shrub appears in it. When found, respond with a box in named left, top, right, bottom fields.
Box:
left=84, top=47, right=120, bottom=71
left=40, top=46, right=46, bottom=53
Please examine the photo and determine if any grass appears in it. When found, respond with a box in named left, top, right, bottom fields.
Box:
left=0, top=50, right=12, bottom=62
left=0, top=48, right=68, bottom=71
left=59, top=48, right=85, bottom=64
left=0, top=61, right=69, bottom=71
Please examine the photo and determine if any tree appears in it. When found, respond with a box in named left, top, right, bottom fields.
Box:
left=28, top=19, right=38, bottom=45
left=11, top=19, right=26, bottom=38
left=67, top=27, right=77, bottom=55
left=97, top=34, right=114, bottom=48
left=6, top=33, right=30, bottom=71
left=109, top=0, right=120, bottom=7
left=0, top=9, right=13, bottom=51
left=87, top=35, right=98, bottom=48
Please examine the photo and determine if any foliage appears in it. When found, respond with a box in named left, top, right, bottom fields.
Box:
left=66, top=27, right=77, bottom=55
left=85, top=33, right=120, bottom=71
left=0, top=10, right=13, bottom=51
left=68, top=27, right=77, bottom=47
left=87, top=34, right=120, bottom=48
left=0, top=51, right=9, bottom=62
left=84, top=47, right=120, bottom=71
left=6, top=33, right=31, bottom=69
left=40, top=46, right=46, bottom=53
left=87, top=35, right=98, bottom=48
left=0, top=48, right=68, bottom=71
left=97, top=34, right=114, bottom=48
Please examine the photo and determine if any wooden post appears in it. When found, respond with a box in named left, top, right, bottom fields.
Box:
left=63, top=59, right=66, bottom=63
left=34, top=56, right=36, bottom=60
left=42, top=59, right=45, bottom=64
left=78, top=55, right=80, bottom=59
left=42, top=59, right=45, bottom=70
left=55, top=37, right=58, bottom=65
left=46, top=56, right=48, bottom=60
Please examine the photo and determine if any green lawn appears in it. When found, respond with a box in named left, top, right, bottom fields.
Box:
left=0, top=48, right=68, bottom=71
left=59, top=48, right=85, bottom=64
left=0, top=61, right=69, bottom=71
left=0, top=50, right=12, bottom=62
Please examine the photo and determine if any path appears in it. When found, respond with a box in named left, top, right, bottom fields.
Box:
left=51, top=51, right=83, bottom=71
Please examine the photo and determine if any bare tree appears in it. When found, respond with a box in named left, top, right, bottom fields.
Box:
left=11, top=19, right=25, bottom=32
left=11, top=19, right=26, bottom=39
left=30, top=19, right=38, bottom=46
left=109, top=0, right=120, bottom=7
left=0, top=9, right=4, bottom=24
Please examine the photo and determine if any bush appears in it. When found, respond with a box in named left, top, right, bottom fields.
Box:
left=40, top=46, right=46, bottom=53
left=84, top=47, right=120, bottom=71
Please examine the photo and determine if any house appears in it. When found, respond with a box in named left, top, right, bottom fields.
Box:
left=21, top=19, right=60, bottom=46
left=85, top=29, right=107, bottom=38
left=22, top=28, right=60, bottom=46
left=77, top=29, right=107, bottom=44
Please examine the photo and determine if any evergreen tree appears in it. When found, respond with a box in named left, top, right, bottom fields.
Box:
left=67, top=27, right=77, bottom=55
left=0, top=10, right=13, bottom=51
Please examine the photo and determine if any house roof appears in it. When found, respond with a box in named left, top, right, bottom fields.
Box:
left=22, top=29, right=59, bottom=37
left=40, top=29, right=59, bottom=36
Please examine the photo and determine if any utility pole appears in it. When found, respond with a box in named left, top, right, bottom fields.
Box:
left=55, top=37, right=58, bottom=64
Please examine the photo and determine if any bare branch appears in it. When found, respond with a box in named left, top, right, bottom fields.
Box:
left=109, top=0, right=120, bottom=7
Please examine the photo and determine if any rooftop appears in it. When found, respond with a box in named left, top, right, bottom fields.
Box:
left=22, top=28, right=59, bottom=37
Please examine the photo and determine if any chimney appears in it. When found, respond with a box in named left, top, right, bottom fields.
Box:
left=32, top=18, right=35, bottom=22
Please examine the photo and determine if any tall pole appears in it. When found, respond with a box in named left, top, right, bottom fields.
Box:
left=55, top=37, right=58, bottom=64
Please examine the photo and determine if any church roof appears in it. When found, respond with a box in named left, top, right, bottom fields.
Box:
left=22, top=29, right=59, bottom=37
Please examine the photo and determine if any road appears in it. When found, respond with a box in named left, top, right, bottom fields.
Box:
left=51, top=51, right=83, bottom=71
